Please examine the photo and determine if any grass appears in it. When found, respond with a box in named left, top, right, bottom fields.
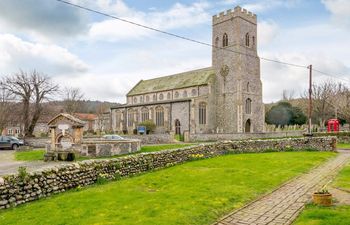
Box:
left=14, top=144, right=196, bottom=162
left=14, top=150, right=45, bottom=161
left=333, top=163, right=350, bottom=192
left=0, top=151, right=335, bottom=225
left=337, top=143, right=350, bottom=149
left=293, top=205, right=350, bottom=225
left=293, top=159, right=350, bottom=225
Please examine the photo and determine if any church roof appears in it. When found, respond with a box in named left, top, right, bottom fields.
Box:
left=127, top=67, right=215, bottom=96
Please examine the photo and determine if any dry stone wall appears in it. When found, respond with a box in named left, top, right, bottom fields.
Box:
left=0, top=137, right=336, bottom=210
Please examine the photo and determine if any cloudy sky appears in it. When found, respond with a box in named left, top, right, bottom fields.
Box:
left=0, top=0, right=349, bottom=103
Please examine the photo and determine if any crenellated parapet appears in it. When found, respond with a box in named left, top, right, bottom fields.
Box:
left=213, top=6, right=257, bottom=25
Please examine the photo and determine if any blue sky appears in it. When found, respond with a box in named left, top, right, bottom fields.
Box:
left=0, top=0, right=349, bottom=103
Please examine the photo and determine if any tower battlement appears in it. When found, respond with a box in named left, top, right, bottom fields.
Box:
left=213, top=6, right=257, bottom=25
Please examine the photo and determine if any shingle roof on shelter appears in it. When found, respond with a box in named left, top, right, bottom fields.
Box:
left=47, top=113, right=86, bottom=126
left=127, top=67, right=215, bottom=96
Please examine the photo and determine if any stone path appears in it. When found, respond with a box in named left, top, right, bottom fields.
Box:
left=215, top=151, right=350, bottom=225
left=0, top=150, right=69, bottom=176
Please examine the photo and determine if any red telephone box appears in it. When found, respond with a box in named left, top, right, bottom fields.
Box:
left=327, top=119, right=340, bottom=132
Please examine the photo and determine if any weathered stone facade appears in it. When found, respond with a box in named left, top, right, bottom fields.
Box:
left=0, top=137, right=336, bottom=210
left=111, top=6, right=264, bottom=135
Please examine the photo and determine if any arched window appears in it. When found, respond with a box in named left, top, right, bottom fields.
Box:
left=156, top=107, right=164, bottom=126
left=252, top=36, right=255, bottom=46
left=191, top=89, right=197, bottom=96
left=128, top=110, right=135, bottom=127
left=183, top=91, right=188, bottom=98
left=167, top=92, right=171, bottom=100
left=133, top=97, right=137, bottom=104
left=140, top=96, right=143, bottom=103
left=223, top=33, right=228, bottom=47
left=159, top=93, right=164, bottom=100
left=245, top=33, right=250, bottom=46
left=153, top=94, right=156, bottom=101
left=247, top=82, right=250, bottom=92
left=215, top=37, right=219, bottom=47
left=199, top=102, right=207, bottom=125
left=175, top=91, right=179, bottom=98
left=146, top=96, right=150, bottom=102
left=245, top=98, right=252, bottom=114
left=141, top=107, right=149, bottom=122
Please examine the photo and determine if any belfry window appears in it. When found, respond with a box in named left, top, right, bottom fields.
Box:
left=215, top=37, right=219, bottom=47
left=245, top=98, right=252, bottom=114
left=245, top=33, right=250, bottom=46
left=252, top=36, right=255, bottom=46
left=199, top=102, right=207, bottom=125
left=223, top=33, right=228, bottom=47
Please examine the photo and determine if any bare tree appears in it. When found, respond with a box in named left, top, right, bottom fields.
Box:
left=0, top=82, right=13, bottom=133
left=307, top=80, right=342, bottom=128
left=62, top=87, right=84, bottom=114
left=3, top=71, right=59, bottom=137
left=282, top=89, right=295, bottom=101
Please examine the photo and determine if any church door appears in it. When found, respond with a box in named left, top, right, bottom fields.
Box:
left=175, top=119, right=181, bottom=135
left=245, top=119, right=251, bottom=133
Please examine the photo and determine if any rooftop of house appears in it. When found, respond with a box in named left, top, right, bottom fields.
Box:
left=74, top=113, right=98, bottom=121
left=127, top=67, right=215, bottom=96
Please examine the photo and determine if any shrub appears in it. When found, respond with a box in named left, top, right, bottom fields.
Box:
left=18, top=166, right=28, bottom=182
left=96, top=173, right=109, bottom=185
left=138, top=120, right=156, bottom=134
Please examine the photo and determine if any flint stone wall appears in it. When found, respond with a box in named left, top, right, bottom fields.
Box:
left=189, top=131, right=304, bottom=142
left=80, top=139, right=141, bottom=157
left=24, top=138, right=49, bottom=148
left=0, top=137, right=336, bottom=210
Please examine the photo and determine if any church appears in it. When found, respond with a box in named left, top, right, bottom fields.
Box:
left=111, top=6, right=264, bottom=135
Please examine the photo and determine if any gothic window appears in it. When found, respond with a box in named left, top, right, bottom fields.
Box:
left=155, top=107, right=164, bottom=126
left=245, top=33, right=250, bottom=46
left=247, top=82, right=250, bottom=92
left=128, top=110, right=135, bottom=127
left=191, top=89, right=197, bottom=96
left=175, top=91, right=179, bottom=98
left=199, top=102, right=207, bottom=125
left=141, top=107, right=149, bottom=122
left=146, top=95, right=150, bottom=102
left=140, top=96, right=143, bottom=103
left=252, top=36, right=255, bottom=46
left=215, top=37, right=219, bottom=47
left=133, top=97, right=137, bottom=104
left=246, top=98, right=252, bottom=114
left=167, top=92, right=171, bottom=99
left=159, top=93, right=164, bottom=100
left=223, top=33, right=228, bottom=47
left=183, top=91, right=188, bottom=98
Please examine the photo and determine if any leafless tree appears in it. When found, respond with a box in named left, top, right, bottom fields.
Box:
left=3, top=70, right=59, bottom=137
left=62, top=87, right=84, bottom=114
left=0, top=82, right=13, bottom=133
left=282, top=89, right=295, bottom=101
left=305, top=80, right=343, bottom=128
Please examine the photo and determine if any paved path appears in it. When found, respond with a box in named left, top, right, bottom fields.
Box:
left=216, top=151, right=350, bottom=225
left=0, top=150, right=68, bottom=176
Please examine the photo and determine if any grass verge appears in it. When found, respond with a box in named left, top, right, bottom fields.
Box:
left=337, top=143, right=350, bottom=149
left=1, top=151, right=335, bottom=225
left=14, top=144, right=196, bottom=161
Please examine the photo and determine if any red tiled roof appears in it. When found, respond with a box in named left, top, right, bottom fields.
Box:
left=74, top=113, right=98, bottom=121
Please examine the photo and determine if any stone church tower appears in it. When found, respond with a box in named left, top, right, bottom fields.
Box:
left=212, top=6, right=264, bottom=133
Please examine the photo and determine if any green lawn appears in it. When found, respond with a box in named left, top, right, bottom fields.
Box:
left=337, top=143, right=350, bottom=149
left=294, top=205, right=350, bottom=225
left=0, top=151, right=335, bottom=225
left=333, top=163, right=350, bottom=192
left=293, top=161, right=350, bottom=225
left=14, top=150, right=45, bottom=161
left=14, top=144, right=196, bottom=161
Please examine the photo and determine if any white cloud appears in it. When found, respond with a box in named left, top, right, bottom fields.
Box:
left=220, top=0, right=300, bottom=12
left=322, top=0, right=350, bottom=29
left=0, top=34, right=89, bottom=76
left=258, top=20, right=279, bottom=46
left=89, top=1, right=211, bottom=41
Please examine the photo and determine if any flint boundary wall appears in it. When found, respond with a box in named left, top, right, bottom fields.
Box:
left=0, top=137, right=336, bottom=210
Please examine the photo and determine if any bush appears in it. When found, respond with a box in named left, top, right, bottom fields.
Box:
left=138, top=120, right=156, bottom=134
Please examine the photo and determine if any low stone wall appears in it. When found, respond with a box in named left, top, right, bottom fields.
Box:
left=121, top=134, right=174, bottom=144
left=24, top=137, right=49, bottom=148
left=80, top=139, right=141, bottom=157
left=0, top=137, right=336, bottom=209
left=189, top=131, right=304, bottom=142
